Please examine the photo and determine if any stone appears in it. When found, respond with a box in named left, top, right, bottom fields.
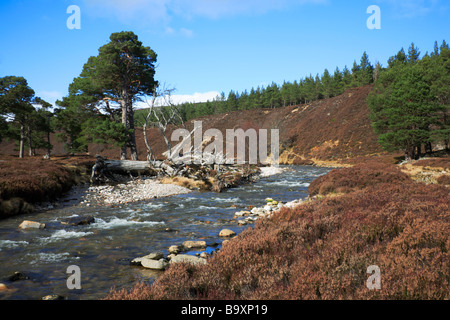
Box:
left=219, top=229, right=236, bottom=237
left=19, top=220, right=45, bottom=230
left=182, top=241, right=207, bottom=249
left=130, top=257, right=144, bottom=266
left=167, top=254, right=177, bottom=261
left=170, top=254, right=206, bottom=266
left=168, top=245, right=182, bottom=254
left=0, top=283, right=7, bottom=291
left=234, top=211, right=245, bottom=217
left=42, top=294, right=65, bottom=300
left=8, top=271, right=29, bottom=282
left=61, top=215, right=95, bottom=226
left=251, top=207, right=264, bottom=215
left=141, top=258, right=168, bottom=270
left=200, top=252, right=209, bottom=259
left=144, top=252, right=164, bottom=260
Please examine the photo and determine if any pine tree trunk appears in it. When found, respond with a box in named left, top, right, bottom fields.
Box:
left=425, top=142, right=433, bottom=155
left=128, top=107, right=138, bottom=161
left=27, top=125, right=33, bottom=157
left=19, top=122, right=25, bottom=159
left=405, top=146, right=415, bottom=162
left=120, top=97, right=128, bottom=160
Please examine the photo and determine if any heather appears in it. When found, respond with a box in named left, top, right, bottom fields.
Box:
left=0, top=156, right=93, bottom=218
left=106, top=163, right=450, bottom=300
left=307, top=161, right=411, bottom=196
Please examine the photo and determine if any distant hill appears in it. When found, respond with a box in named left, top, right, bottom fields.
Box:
left=0, top=84, right=383, bottom=164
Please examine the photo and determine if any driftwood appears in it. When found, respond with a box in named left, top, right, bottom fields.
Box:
left=90, top=155, right=261, bottom=192
left=91, top=156, right=155, bottom=183
left=90, top=155, right=184, bottom=183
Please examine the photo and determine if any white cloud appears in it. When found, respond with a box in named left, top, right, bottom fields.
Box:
left=135, top=91, right=221, bottom=109
left=39, top=90, right=63, bottom=105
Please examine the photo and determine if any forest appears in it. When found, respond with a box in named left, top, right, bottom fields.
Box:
left=1, top=33, right=449, bottom=163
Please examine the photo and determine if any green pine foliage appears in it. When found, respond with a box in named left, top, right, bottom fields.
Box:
left=368, top=42, right=449, bottom=160
left=160, top=51, right=377, bottom=123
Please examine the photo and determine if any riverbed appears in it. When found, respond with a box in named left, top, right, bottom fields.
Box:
left=0, top=165, right=331, bottom=300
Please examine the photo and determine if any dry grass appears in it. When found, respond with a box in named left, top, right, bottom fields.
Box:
left=308, top=161, right=411, bottom=196
left=0, top=155, right=94, bottom=218
left=105, top=160, right=450, bottom=300
left=160, top=176, right=209, bottom=190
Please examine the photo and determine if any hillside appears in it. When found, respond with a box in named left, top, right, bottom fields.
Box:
left=0, top=85, right=384, bottom=164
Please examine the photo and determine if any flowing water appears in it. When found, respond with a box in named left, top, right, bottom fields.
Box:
left=0, top=165, right=331, bottom=300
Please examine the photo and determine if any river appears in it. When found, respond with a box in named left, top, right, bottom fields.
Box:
left=0, top=165, right=331, bottom=300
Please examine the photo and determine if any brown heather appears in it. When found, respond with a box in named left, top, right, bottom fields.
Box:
left=0, top=156, right=94, bottom=218
left=308, top=161, right=411, bottom=196
left=106, top=162, right=450, bottom=300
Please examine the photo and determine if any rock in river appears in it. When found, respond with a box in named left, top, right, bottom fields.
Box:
left=61, top=215, right=95, bottom=226
left=141, top=258, right=169, bottom=270
left=219, top=229, right=236, bottom=237
left=182, top=240, right=207, bottom=249
left=18, top=221, right=45, bottom=230
left=168, top=245, right=182, bottom=254
left=170, top=254, right=206, bottom=266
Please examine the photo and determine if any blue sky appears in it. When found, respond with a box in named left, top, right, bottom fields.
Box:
left=0, top=0, right=448, bottom=107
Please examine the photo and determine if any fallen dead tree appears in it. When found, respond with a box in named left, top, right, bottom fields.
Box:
left=90, top=155, right=261, bottom=192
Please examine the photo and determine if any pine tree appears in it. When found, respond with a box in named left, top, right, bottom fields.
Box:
left=359, top=52, right=374, bottom=85
left=321, top=69, right=332, bottom=99
left=368, top=61, right=443, bottom=161
left=407, top=43, right=421, bottom=64
left=63, top=31, right=158, bottom=160
left=0, top=76, right=36, bottom=158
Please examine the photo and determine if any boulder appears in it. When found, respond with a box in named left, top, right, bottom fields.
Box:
left=219, top=229, right=236, bottom=237
left=182, top=240, right=207, bottom=249
left=141, top=258, right=169, bottom=270
left=168, top=245, right=182, bottom=254
left=130, top=257, right=144, bottom=266
left=18, top=220, right=45, bottom=230
left=170, top=254, right=206, bottom=266
left=8, top=271, right=30, bottom=282
left=61, top=215, right=95, bottom=226
left=131, top=252, right=165, bottom=266
left=144, top=252, right=164, bottom=260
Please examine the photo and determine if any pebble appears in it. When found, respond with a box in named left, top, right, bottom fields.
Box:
left=233, top=197, right=306, bottom=224
left=168, top=245, right=182, bottom=254
left=42, top=294, right=65, bottom=300
left=79, top=177, right=191, bottom=206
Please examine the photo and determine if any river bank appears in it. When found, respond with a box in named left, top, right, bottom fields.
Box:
left=0, top=164, right=325, bottom=300
left=106, top=157, right=449, bottom=300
